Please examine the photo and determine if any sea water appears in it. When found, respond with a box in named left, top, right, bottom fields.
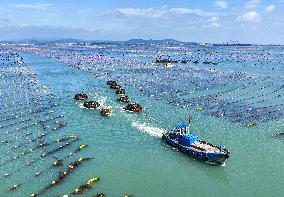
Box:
left=0, top=45, right=284, bottom=197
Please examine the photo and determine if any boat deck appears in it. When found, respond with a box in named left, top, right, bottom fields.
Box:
left=192, top=142, right=220, bottom=153
left=171, top=138, right=220, bottom=154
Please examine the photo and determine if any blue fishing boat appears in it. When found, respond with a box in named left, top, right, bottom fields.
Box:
left=162, top=124, right=230, bottom=165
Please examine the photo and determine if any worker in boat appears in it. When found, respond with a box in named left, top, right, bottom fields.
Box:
left=188, top=114, right=193, bottom=124
left=4, top=173, right=11, bottom=177
left=10, top=184, right=21, bottom=191
left=272, top=132, right=284, bottom=137
left=35, top=171, right=43, bottom=176
left=53, top=159, right=64, bottom=167
left=94, top=193, right=105, bottom=197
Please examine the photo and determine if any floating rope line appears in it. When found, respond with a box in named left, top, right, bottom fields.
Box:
left=5, top=141, right=87, bottom=194
left=71, top=177, right=100, bottom=195
left=30, top=157, right=93, bottom=196
left=0, top=135, right=78, bottom=168
left=1, top=121, right=66, bottom=152
left=3, top=136, right=80, bottom=179
left=34, top=142, right=87, bottom=178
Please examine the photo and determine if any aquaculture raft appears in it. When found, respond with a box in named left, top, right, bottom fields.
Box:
left=162, top=124, right=230, bottom=165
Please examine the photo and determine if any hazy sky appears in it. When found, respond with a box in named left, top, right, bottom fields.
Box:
left=0, top=0, right=283, bottom=43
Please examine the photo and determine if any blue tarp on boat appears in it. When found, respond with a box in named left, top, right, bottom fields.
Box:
left=174, top=124, right=199, bottom=145
left=175, top=124, right=187, bottom=129
left=179, top=132, right=199, bottom=146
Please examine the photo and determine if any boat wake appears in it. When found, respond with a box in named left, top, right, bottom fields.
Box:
left=97, top=96, right=108, bottom=108
left=78, top=103, right=87, bottom=109
left=131, top=121, right=163, bottom=137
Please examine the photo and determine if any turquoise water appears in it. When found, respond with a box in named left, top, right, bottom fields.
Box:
left=1, top=45, right=284, bottom=197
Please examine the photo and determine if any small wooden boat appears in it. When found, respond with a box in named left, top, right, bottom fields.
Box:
left=83, top=101, right=100, bottom=109
left=107, top=80, right=121, bottom=89
left=74, top=93, right=88, bottom=101
left=110, top=84, right=121, bottom=89
left=107, top=80, right=117, bottom=86
left=93, top=193, right=105, bottom=197
left=123, top=103, right=142, bottom=113
left=117, top=96, right=130, bottom=103
left=116, top=88, right=125, bottom=94
left=100, top=108, right=112, bottom=116
left=162, top=124, right=230, bottom=165
left=155, top=59, right=178, bottom=64
left=272, top=132, right=284, bottom=137
left=164, top=63, right=174, bottom=68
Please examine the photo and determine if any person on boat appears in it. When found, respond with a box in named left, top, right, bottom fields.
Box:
left=10, top=184, right=21, bottom=191
left=94, top=193, right=105, bottom=197
left=188, top=114, right=192, bottom=124
left=53, top=159, right=63, bottom=167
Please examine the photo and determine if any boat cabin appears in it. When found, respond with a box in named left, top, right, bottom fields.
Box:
left=172, top=124, right=200, bottom=146
left=173, top=124, right=190, bottom=135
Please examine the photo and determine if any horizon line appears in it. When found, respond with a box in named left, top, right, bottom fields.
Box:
left=0, top=38, right=283, bottom=46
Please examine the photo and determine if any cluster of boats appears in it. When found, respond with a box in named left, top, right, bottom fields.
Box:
left=107, top=80, right=143, bottom=113
left=154, top=58, right=219, bottom=65
left=74, top=80, right=143, bottom=116
left=74, top=93, right=112, bottom=116
left=202, top=61, right=219, bottom=65
left=154, top=58, right=186, bottom=68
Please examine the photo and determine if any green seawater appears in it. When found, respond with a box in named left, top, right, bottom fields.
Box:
left=1, top=49, right=284, bottom=197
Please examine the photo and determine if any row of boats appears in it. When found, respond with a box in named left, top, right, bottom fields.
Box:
left=74, top=80, right=143, bottom=116
left=74, top=93, right=112, bottom=116
left=107, top=80, right=143, bottom=113
left=154, top=58, right=218, bottom=65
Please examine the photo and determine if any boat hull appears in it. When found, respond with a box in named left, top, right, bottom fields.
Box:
left=101, top=113, right=112, bottom=117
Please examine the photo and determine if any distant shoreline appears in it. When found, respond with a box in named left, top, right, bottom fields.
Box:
left=0, top=39, right=283, bottom=47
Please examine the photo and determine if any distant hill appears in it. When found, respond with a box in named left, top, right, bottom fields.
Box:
left=1, top=38, right=282, bottom=46
left=127, top=39, right=199, bottom=46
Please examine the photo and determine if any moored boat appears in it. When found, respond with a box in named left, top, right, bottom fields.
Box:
left=162, top=124, right=230, bottom=165
left=164, top=63, right=174, bottom=68
left=272, top=132, right=284, bottom=137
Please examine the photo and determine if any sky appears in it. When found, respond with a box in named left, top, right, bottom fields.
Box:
left=0, top=0, right=283, bottom=44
